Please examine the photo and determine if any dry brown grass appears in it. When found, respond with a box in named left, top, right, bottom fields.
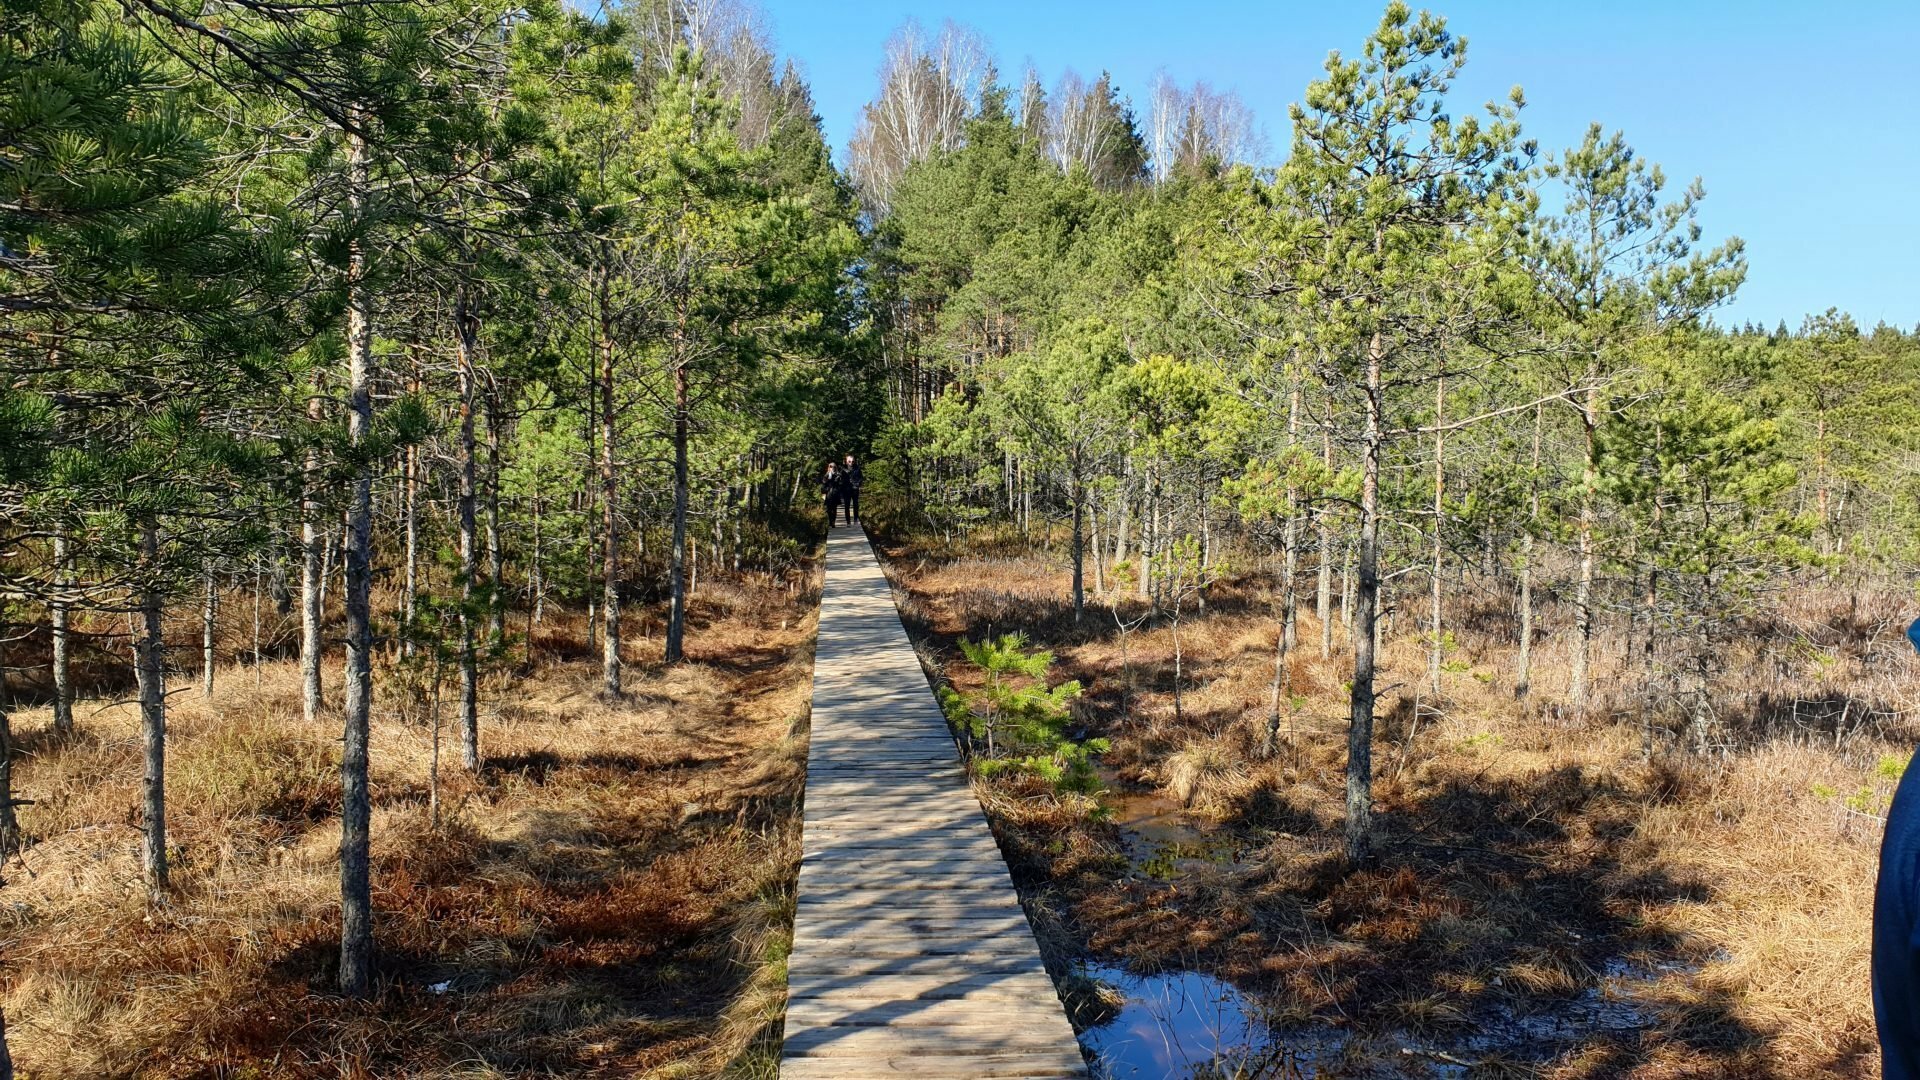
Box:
left=1162, top=742, right=1251, bottom=816
left=878, top=533, right=1897, bottom=1079
left=1, top=562, right=820, bottom=1080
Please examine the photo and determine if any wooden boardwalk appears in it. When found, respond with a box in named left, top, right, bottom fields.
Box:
left=781, top=527, right=1087, bottom=1078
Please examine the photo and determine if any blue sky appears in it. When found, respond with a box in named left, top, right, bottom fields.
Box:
left=751, top=0, right=1918, bottom=330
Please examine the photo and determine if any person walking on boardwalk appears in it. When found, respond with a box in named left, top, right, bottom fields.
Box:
left=842, top=453, right=864, bottom=524
left=819, top=462, right=842, bottom=527
left=830, top=459, right=855, bottom=526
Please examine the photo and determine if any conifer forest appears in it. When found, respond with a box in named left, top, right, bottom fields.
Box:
left=2, top=1, right=1916, bottom=1077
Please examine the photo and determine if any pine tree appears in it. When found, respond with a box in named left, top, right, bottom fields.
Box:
left=1277, top=1, right=1530, bottom=864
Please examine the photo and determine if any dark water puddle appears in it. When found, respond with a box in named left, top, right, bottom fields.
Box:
left=1075, top=963, right=1279, bottom=1078
left=1074, top=955, right=1695, bottom=1078
left=1098, top=767, right=1243, bottom=880
left=1086, top=769, right=1697, bottom=1076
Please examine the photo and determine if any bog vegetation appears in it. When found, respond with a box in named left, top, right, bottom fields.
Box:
left=1, top=0, right=1912, bottom=1076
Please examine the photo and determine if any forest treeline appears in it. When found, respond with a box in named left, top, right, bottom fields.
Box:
left=846, top=5, right=1920, bottom=871
left=1, top=0, right=1914, bottom=1035
left=0, top=0, right=878, bottom=1011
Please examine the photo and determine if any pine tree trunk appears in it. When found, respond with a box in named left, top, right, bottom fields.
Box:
left=1515, top=403, right=1542, bottom=699
left=1264, top=604, right=1291, bottom=760
left=301, top=370, right=325, bottom=725
left=1140, top=477, right=1157, bottom=602
left=584, top=364, right=598, bottom=657
left=666, top=358, right=691, bottom=664
left=1004, top=446, right=1014, bottom=519
left=201, top=563, right=217, bottom=698
left=1317, top=519, right=1334, bottom=659
left=1070, top=457, right=1085, bottom=622
left=455, top=294, right=481, bottom=773
left=484, top=387, right=505, bottom=645
left=599, top=318, right=622, bottom=696
left=50, top=530, right=73, bottom=736
left=1282, top=376, right=1301, bottom=654
left=0, top=691, right=19, bottom=871
left=401, top=358, right=420, bottom=660
left=1090, top=494, right=1107, bottom=597
left=531, top=495, right=545, bottom=626
left=1341, top=537, right=1355, bottom=632
left=1815, top=411, right=1830, bottom=556
left=1641, top=429, right=1665, bottom=682
left=1426, top=374, right=1446, bottom=700
left=1570, top=380, right=1599, bottom=713
left=1171, top=606, right=1184, bottom=722
left=1346, top=326, right=1385, bottom=867
left=253, top=560, right=264, bottom=689
left=1319, top=416, right=1335, bottom=659
left=135, top=521, right=168, bottom=900
left=338, top=128, right=376, bottom=999
left=319, top=524, right=334, bottom=616
left=1200, top=475, right=1212, bottom=572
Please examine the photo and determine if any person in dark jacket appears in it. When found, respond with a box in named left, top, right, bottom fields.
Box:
left=1879, top=754, right=1920, bottom=1080
left=830, top=460, right=855, bottom=526
left=1877, top=616, right=1920, bottom=1079
left=819, top=463, right=841, bottom=527
left=842, top=453, right=864, bottom=524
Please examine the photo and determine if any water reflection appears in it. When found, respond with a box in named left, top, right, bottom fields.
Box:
left=1097, top=767, right=1243, bottom=880
left=1074, top=954, right=1687, bottom=1079
left=1076, top=963, right=1274, bottom=1078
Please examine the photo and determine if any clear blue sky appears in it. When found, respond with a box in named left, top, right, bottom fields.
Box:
left=751, top=0, right=1918, bottom=331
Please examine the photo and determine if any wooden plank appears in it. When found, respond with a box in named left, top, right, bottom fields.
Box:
left=783, top=1025, right=1081, bottom=1056
left=779, top=1055, right=1086, bottom=1079
left=786, top=972, right=1062, bottom=1001
left=787, top=955, right=1048, bottom=979
left=784, top=529, right=1084, bottom=1078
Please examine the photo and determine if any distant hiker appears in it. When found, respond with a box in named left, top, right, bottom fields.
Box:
left=842, top=453, right=864, bottom=524
left=819, top=463, right=841, bottom=526
left=1875, top=618, right=1920, bottom=1079
left=830, top=460, right=855, bottom=526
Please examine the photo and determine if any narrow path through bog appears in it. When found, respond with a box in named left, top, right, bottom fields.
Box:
left=780, top=526, right=1086, bottom=1078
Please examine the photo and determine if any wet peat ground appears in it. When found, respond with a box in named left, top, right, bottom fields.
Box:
left=875, top=536, right=1888, bottom=1080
